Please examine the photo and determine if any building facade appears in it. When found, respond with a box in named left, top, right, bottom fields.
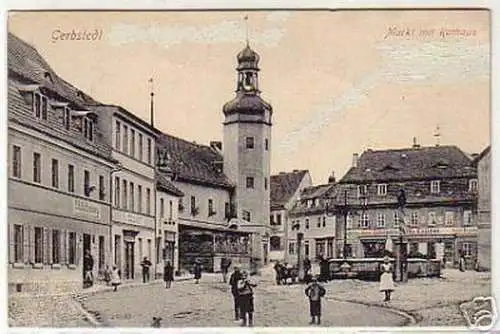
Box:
left=8, top=33, right=116, bottom=293
left=338, top=144, right=478, bottom=269
left=87, top=105, right=158, bottom=281
left=473, top=146, right=491, bottom=270
left=222, top=43, right=273, bottom=264
left=269, top=170, right=312, bottom=262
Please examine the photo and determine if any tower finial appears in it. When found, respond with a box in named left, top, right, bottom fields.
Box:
left=244, top=15, right=249, bottom=46
left=434, top=124, right=441, bottom=147
left=149, top=77, right=155, bottom=128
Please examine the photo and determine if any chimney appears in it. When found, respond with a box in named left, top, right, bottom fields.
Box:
left=210, top=141, right=222, bottom=151
left=412, top=137, right=420, bottom=149
left=352, top=153, right=359, bottom=168
left=328, top=171, right=336, bottom=183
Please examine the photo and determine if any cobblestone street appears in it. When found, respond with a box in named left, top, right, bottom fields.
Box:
left=81, top=272, right=407, bottom=327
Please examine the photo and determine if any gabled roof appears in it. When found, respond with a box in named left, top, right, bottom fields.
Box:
left=8, top=32, right=97, bottom=108
left=340, top=145, right=476, bottom=183
left=299, top=183, right=336, bottom=200
left=270, top=170, right=309, bottom=209
left=156, top=133, right=233, bottom=189
left=472, top=145, right=491, bottom=165
left=156, top=173, right=184, bottom=197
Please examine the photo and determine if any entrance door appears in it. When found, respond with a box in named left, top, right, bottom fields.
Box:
left=124, top=241, right=135, bottom=280
left=83, top=234, right=91, bottom=280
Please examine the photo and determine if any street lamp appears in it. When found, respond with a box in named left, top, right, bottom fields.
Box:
left=396, top=188, right=407, bottom=282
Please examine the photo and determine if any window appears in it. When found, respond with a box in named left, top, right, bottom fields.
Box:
left=68, top=232, right=76, bottom=265
left=445, top=211, right=454, bottom=225
left=246, top=177, right=254, bottom=189
left=122, top=180, right=128, bottom=209
left=64, top=108, right=71, bottom=130
left=317, top=217, right=321, bottom=228
left=169, top=200, right=173, bottom=220
left=304, top=240, right=310, bottom=257
left=115, top=120, right=121, bottom=150
left=393, top=211, right=400, bottom=227
left=462, top=242, right=473, bottom=256
left=12, top=145, right=21, bottom=178
left=190, top=196, right=196, bottom=213
left=148, top=239, right=152, bottom=260
left=428, top=212, right=437, bottom=226
left=242, top=210, right=251, bottom=222
left=469, top=179, right=478, bottom=193
left=33, top=152, right=41, bottom=183
left=430, top=180, right=440, bottom=194
left=264, top=177, right=268, bottom=190
left=139, top=133, right=144, bottom=161
left=410, top=212, right=419, bottom=226
left=68, top=164, right=75, bottom=193
left=358, top=185, right=367, bottom=198
left=276, top=214, right=282, bottom=226
left=114, top=177, right=120, bottom=207
left=130, top=129, right=136, bottom=157
left=146, top=188, right=151, bottom=215
left=288, top=242, right=296, bottom=255
left=160, top=198, right=165, bottom=218
left=360, top=213, right=369, bottom=228
left=123, top=125, right=129, bottom=154
left=33, top=93, right=48, bottom=120
left=51, top=159, right=59, bottom=188
left=84, top=170, right=90, bottom=197
left=52, top=229, right=60, bottom=264
left=305, top=218, right=310, bottom=229
left=99, top=176, right=105, bottom=201
left=14, top=224, right=23, bottom=263
left=377, top=213, right=385, bottom=227
left=265, top=138, right=269, bottom=151
left=208, top=199, right=214, bottom=216
left=34, top=227, right=44, bottom=264
left=346, top=213, right=354, bottom=229
left=138, top=238, right=143, bottom=260
left=377, top=184, right=387, bottom=196
left=270, top=215, right=275, bottom=225
left=225, top=202, right=230, bottom=218
left=464, top=210, right=473, bottom=226
left=270, top=236, right=281, bottom=251
left=130, top=182, right=135, bottom=211
left=83, top=118, right=94, bottom=141
left=246, top=137, right=254, bottom=149
left=322, top=216, right=326, bottom=227
left=138, top=185, right=142, bottom=212
left=147, top=138, right=152, bottom=164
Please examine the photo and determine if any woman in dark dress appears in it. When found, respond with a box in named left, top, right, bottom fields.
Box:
left=164, top=260, right=174, bottom=288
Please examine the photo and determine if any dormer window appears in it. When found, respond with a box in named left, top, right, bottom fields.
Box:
left=377, top=184, right=387, bottom=196
left=430, top=180, right=440, bottom=194
left=469, top=179, right=478, bottom=193
left=83, top=117, right=94, bottom=141
left=63, top=107, right=71, bottom=130
left=357, top=185, right=367, bottom=198
left=33, top=92, right=48, bottom=120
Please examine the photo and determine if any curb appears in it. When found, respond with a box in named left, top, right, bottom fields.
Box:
left=328, top=297, right=420, bottom=326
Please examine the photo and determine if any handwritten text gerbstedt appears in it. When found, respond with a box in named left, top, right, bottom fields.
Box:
left=384, top=26, right=477, bottom=40
left=51, top=29, right=103, bottom=43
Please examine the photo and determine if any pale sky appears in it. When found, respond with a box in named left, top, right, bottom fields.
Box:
left=8, top=10, right=490, bottom=184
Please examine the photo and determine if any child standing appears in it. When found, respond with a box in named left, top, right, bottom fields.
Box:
left=380, top=256, right=395, bottom=301
left=237, top=270, right=257, bottom=327
left=110, top=265, right=121, bottom=292
left=304, top=276, right=326, bottom=325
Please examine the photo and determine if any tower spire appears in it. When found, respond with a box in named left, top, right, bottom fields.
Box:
left=434, top=124, right=441, bottom=146
left=244, top=15, right=249, bottom=45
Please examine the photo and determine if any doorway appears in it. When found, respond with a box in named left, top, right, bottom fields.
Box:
left=82, top=234, right=91, bottom=280
left=124, top=241, right=135, bottom=280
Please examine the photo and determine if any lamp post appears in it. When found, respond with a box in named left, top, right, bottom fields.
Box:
left=396, top=188, right=407, bottom=282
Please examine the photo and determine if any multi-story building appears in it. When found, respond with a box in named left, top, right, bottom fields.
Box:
left=338, top=143, right=478, bottom=268
left=156, top=135, right=252, bottom=272
left=473, top=146, right=491, bottom=270
left=269, top=170, right=312, bottom=262
left=86, top=104, right=158, bottom=281
left=287, top=173, right=337, bottom=263
left=8, top=32, right=117, bottom=293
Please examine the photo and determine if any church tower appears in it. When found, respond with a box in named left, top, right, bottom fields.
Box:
left=222, top=42, right=272, bottom=264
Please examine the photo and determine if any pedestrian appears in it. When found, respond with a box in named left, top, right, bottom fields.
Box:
left=83, top=250, right=94, bottom=288
left=221, top=257, right=232, bottom=283
left=104, top=265, right=112, bottom=285
left=237, top=270, right=257, bottom=327
left=110, top=265, right=121, bottom=292
left=164, top=260, right=174, bottom=289
left=273, top=261, right=282, bottom=285
left=229, top=265, right=243, bottom=321
left=459, top=251, right=466, bottom=272
left=193, top=259, right=202, bottom=284
left=305, top=275, right=326, bottom=325
left=141, top=257, right=152, bottom=283
left=303, top=256, right=312, bottom=283
left=380, top=256, right=395, bottom=302
left=319, top=256, right=329, bottom=282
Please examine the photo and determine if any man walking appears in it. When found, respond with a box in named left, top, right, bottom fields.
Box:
left=229, top=266, right=242, bottom=321
left=83, top=250, right=94, bottom=288
left=141, top=257, right=152, bottom=283
left=305, top=276, right=326, bottom=325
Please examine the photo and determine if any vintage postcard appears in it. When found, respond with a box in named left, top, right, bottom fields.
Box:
left=5, top=6, right=494, bottom=331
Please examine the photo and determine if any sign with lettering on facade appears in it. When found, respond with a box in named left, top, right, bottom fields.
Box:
left=73, top=198, right=101, bottom=219
left=113, top=210, right=154, bottom=228
left=351, top=227, right=477, bottom=237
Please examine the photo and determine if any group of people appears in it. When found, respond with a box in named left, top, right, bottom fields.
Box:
left=228, top=266, right=258, bottom=326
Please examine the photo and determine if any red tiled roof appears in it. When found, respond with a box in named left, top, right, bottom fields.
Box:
left=340, top=145, right=476, bottom=183
left=270, top=170, right=309, bottom=209
left=156, top=133, right=234, bottom=189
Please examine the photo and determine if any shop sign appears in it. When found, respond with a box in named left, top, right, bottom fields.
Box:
left=353, top=226, right=477, bottom=237
left=73, top=198, right=101, bottom=219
